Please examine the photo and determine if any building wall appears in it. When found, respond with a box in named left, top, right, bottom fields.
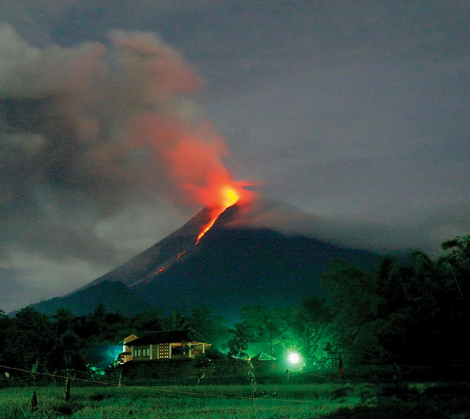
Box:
left=133, top=346, right=151, bottom=360
left=128, top=341, right=210, bottom=361
left=151, top=344, right=159, bottom=360
left=191, top=343, right=206, bottom=357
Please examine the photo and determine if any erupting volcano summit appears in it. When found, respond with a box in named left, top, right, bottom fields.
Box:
left=30, top=197, right=379, bottom=319
left=196, top=183, right=248, bottom=244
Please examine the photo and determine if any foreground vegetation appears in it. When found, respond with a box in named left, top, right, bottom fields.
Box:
left=1, top=379, right=469, bottom=419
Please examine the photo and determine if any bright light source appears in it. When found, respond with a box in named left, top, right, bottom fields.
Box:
left=288, top=353, right=300, bottom=364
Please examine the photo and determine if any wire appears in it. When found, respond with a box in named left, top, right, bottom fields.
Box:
left=0, top=364, right=319, bottom=404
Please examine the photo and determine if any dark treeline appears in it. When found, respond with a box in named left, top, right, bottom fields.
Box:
left=322, top=235, right=470, bottom=366
left=224, top=236, right=470, bottom=368
left=1, top=235, right=469, bottom=377
left=0, top=303, right=229, bottom=376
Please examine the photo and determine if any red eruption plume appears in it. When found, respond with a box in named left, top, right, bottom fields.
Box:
left=129, top=114, right=255, bottom=243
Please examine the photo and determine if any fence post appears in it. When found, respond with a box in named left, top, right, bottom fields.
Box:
left=31, top=389, right=38, bottom=412
left=197, top=369, right=205, bottom=386
left=64, top=371, right=71, bottom=402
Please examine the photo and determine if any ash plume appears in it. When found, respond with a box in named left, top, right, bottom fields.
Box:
left=0, top=25, right=238, bottom=265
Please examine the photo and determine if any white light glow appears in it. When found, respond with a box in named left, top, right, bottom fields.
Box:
left=288, top=353, right=300, bottom=364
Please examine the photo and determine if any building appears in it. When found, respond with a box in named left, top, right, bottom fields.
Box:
left=120, top=334, right=138, bottom=363
left=120, top=330, right=211, bottom=362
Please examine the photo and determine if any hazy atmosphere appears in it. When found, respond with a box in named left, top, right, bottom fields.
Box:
left=1, top=0, right=469, bottom=313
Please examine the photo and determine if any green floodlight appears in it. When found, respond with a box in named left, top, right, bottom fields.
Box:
left=288, top=353, right=300, bottom=364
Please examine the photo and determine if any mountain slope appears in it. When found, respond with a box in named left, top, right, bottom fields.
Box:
left=70, top=207, right=216, bottom=293
left=28, top=204, right=381, bottom=319
left=132, top=226, right=379, bottom=318
left=31, top=280, right=152, bottom=317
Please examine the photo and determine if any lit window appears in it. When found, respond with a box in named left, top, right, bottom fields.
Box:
left=159, top=343, right=170, bottom=358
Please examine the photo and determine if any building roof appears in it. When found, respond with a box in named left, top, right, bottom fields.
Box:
left=251, top=352, right=276, bottom=361
left=126, top=329, right=210, bottom=346
left=124, top=334, right=138, bottom=344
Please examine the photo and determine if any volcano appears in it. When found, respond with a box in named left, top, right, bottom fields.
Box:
left=30, top=203, right=380, bottom=319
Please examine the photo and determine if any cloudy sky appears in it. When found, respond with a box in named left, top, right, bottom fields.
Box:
left=1, top=0, right=469, bottom=313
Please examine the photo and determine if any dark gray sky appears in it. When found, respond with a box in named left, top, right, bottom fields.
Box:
left=1, top=0, right=469, bottom=313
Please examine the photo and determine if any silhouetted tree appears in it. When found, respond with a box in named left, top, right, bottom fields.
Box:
left=3, top=307, right=53, bottom=371
left=161, top=310, right=188, bottom=331
left=282, top=297, right=333, bottom=366
left=52, top=308, right=76, bottom=335
left=321, top=236, right=470, bottom=365
left=50, top=329, right=85, bottom=373
left=186, top=304, right=229, bottom=349
left=131, top=309, right=163, bottom=332
left=225, top=322, right=254, bottom=359
left=0, top=310, right=9, bottom=366
left=440, top=235, right=470, bottom=299
left=237, top=306, right=285, bottom=356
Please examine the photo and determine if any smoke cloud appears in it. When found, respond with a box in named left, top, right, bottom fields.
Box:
left=0, top=25, right=238, bottom=266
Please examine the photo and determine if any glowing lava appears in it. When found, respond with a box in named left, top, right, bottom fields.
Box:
left=195, top=185, right=241, bottom=244
left=153, top=182, right=255, bottom=278
left=154, top=251, right=187, bottom=275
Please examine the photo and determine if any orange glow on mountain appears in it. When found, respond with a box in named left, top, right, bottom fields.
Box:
left=155, top=250, right=187, bottom=275
left=196, top=218, right=217, bottom=244
left=129, top=114, right=257, bottom=246
left=220, top=185, right=240, bottom=207
left=195, top=184, right=243, bottom=244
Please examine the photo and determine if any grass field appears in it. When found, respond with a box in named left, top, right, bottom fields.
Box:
left=0, top=379, right=469, bottom=418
